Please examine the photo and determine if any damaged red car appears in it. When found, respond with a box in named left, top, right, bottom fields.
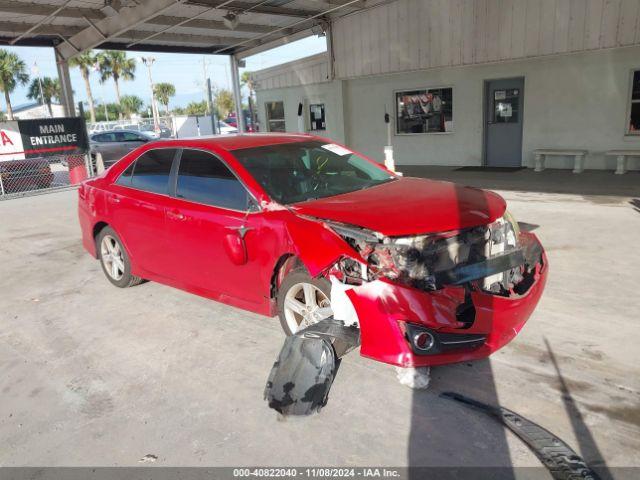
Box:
left=78, top=134, right=547, bottom=372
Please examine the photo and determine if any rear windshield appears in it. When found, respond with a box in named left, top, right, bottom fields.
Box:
left=232, top=141, right=394, bottom=204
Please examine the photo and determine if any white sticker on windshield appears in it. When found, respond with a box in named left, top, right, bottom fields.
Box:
left=321, top=143, right=351, bottom=156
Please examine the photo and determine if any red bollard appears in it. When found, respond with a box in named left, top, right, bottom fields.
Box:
left=68, top=155, right=88, bottom=184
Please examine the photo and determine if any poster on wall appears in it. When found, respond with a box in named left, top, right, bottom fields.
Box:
left=396, top=87, right=453, bottom=134
left=0, top=117, right=89, bottom=161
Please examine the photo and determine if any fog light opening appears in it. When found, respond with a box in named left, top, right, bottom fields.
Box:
left=413, top=331, right=435, bottom=352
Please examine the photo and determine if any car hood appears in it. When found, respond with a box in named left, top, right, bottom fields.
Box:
left=290, top=177, right=506, bottom=237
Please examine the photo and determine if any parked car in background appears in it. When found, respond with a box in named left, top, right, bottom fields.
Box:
left=89, top=130, right=154, bottom=168
left=223, top=114, right=256, bottom=132
left=78, top=134, right=547, bottom=374
left=217, top=120, right=238, bottom=135
left=0, top=158, right=53, bottom=194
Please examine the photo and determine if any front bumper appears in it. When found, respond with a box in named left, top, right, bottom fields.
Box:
left=346, top=231, right=548, bottom=368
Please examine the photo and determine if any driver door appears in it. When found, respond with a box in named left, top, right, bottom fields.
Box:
left=163, top=148, right=267, bottom=308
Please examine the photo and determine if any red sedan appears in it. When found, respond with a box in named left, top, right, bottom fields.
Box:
left=78, top=134, right=547, bottom=370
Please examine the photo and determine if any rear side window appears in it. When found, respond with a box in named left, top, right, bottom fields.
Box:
left=121, top=148, right=176, bottom=194
left=176, top=149, right=249, bottom=210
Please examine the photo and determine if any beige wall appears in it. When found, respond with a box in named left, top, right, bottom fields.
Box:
left=343, top=46, right=640, bottom=169
left=332, top=0, right=640, bottom=79
left=254, top=46, right=640, bottom=170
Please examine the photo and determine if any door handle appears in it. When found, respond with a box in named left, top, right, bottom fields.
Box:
left=227, top=225, right=252, bottom=238
left=167, top=209, right=186, bottom=221
left=108, top=195, right=120, bottom=204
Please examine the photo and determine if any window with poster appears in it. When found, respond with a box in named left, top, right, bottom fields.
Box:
left=265, top=101, right=286, bottom=132
left=395, top=87, right=453, bottom=134
left=309, top=103, right=326, bottom=131
left=492, top=88, right=520, bottom=123
left=628, top=70, right=640, bottom=135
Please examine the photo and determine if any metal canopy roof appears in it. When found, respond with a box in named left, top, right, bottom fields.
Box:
left=0, top=0, right=374, bottom=58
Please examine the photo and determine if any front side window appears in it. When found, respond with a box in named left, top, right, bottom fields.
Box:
left=628, top=70, right=640, bottom=134
left=396, top=87, right=453, bottom=134
left=128, top=148, right=176, bottom=194
left=176, top=149, right=250, bottom=211
left=233, top=141, right=395, bottom=205
left=266, top=101, right=285, bottom=132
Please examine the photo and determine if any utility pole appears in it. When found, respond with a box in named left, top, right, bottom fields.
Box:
left=32, top=62, right=47, bottom=117
left=207, top=78, right=218, bottom=134
left=140, top=56, right=160, bottom=133
left=202, top=56, right=211, bottom=115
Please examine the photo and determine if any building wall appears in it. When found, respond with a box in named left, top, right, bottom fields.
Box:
left=251, top=53, right=330, bottom=91
left=254, top=46, right=640, bottom=170
left=255, top=80, right=347, bottom=144
left=14, top=104, right=66, bottom=120
left=332, top=0, right=640, bottom=79
left=343, top=46, right=640, bottom=169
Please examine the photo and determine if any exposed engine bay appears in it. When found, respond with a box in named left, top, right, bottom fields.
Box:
left=326, top=212, right=541, bottom=297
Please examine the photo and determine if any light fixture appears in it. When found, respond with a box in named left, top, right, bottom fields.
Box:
left=311, top=23, right=326, bottom=37
left=223, top=12, right=240, bottom=30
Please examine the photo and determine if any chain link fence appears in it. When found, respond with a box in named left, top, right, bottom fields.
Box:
left=0, top=153, right=93, bottom=200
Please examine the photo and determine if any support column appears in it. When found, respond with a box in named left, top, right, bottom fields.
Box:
left=55, top=47, right=75, bottom=117
left=230, top=55, right=245, bottom=133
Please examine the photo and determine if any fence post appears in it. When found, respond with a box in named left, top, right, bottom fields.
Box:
left=85, top=153, right=94, bottom=177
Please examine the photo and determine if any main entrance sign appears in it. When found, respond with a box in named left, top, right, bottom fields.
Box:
left=0, top=118, right=89, bottom=161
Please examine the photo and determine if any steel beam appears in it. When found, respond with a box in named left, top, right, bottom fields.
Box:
left=0, top=21, right=245, bottom=48
left=56, top=0, right=186, bottom=59
left=230, top=55, right=245, bottom=133
left=54, top=47, right=75, bottom=116
left=9, top=0, right=72, bottom=45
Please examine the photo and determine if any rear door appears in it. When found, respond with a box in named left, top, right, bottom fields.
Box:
left=163, top=148, right=265, bottom=306
left=116, top=131, right=148, bottom=157
left=109, top=148, right=178, bottom=277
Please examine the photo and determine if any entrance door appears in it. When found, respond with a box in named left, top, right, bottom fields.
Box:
left=484, top=78, right=524, bottom=167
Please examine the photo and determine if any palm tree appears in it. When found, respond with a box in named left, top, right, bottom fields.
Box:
left=120, top=94, right=143, bottom=118
left=153, top=82, right=175, bottom=115
left=0, top=49, right=29, bottom=120
left=97, top=50, right=136, bottom=118
left=69, top=51, right=97, bottom=122
left=27, top=77, right=61, bottom=117
left=213, top=88, right=234, bottom=119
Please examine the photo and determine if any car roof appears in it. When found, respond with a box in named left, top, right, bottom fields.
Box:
left=145, top=133, right=318, bottom=152
left=91, top=129, right=145, bottom=136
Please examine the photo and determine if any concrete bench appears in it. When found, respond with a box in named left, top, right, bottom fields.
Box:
left=533, top=149, right=588, bottom=173
left=605, top=150, right=640, bottom=175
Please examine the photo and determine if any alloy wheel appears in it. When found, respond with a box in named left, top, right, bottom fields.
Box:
left=283, top=282, right=332, bottom=333
left=100, top=235, right=125, bottom=281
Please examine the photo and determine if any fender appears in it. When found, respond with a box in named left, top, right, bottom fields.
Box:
left=282, top=212, right=358, bottom=277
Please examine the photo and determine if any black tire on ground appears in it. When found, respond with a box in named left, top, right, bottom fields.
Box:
left=276, top=268, right=331, bottom=336
left=96, top=226, right=144, bottom=288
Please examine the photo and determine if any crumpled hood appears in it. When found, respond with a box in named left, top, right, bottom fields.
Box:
left=290, top=177, right=506, bottom=237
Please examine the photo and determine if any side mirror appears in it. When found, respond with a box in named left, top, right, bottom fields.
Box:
left=223, top=231, right=247, bottom=265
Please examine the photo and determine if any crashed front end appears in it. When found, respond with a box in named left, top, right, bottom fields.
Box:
left=324, top=214, right=548, bottom=368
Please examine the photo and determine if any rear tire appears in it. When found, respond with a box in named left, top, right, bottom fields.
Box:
left=96, top=226, right=143, bottom=288
left=277, top=268, right=332, bottom=335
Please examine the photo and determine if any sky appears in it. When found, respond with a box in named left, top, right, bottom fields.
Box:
left=1, top=35, right=326, bottom=111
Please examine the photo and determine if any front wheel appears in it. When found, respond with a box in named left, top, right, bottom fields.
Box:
left=96, top=226, right=143, bottom=288
left=276, top=269, right=332, bottom=335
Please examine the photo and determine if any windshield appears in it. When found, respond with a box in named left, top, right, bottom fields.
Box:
left=233, top=141, right=395, bottom=204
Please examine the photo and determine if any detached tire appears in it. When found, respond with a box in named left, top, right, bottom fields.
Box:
left=277, top=268, right=331, bottom=336
left=96, top=226, right=143, bottom=288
